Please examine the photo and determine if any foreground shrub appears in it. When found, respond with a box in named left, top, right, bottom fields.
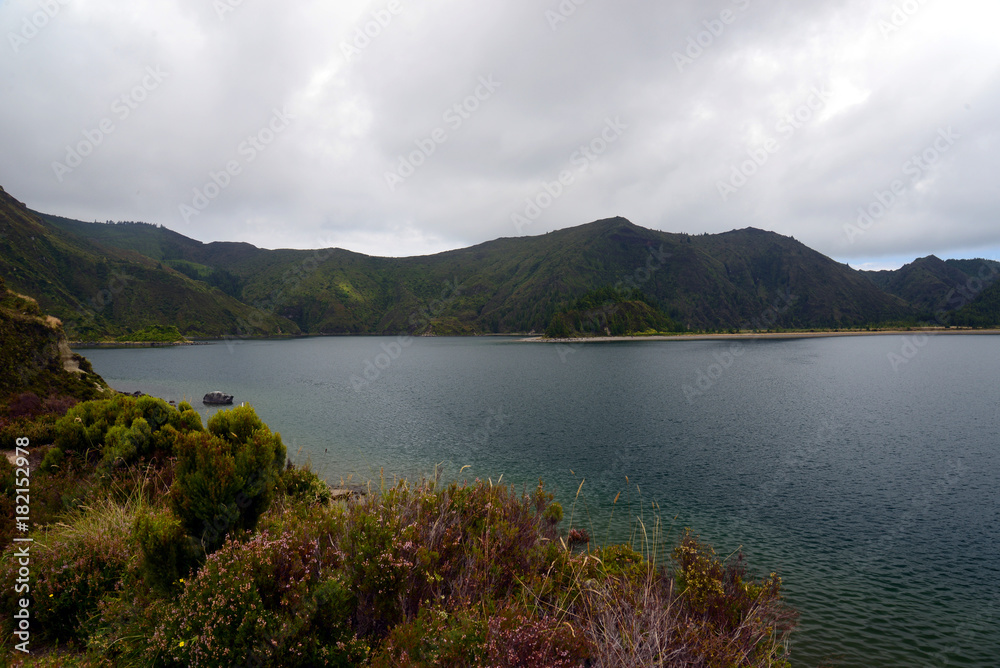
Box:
left=53, top=394, right=194, bottom=457
left=671, top=530, right=794, bottom=666
left=279, top=460, right=333, bottom=505
left=169, top=405, right=286, bottom=551
left=0, top=496, right=141, bottom=643
left=134, top=506, right=201, bottom=593
left=150, top=530, right=368, bottom=668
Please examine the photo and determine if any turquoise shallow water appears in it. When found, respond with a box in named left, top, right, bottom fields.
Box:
left=80, top=334, right=1000, bottom=667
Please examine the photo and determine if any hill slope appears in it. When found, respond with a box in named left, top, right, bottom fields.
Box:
left=0, top=187, right=298, bottom=339
left=0, top=274, right=108, bottom=402
left=862, top=256, right=1000, bottom=315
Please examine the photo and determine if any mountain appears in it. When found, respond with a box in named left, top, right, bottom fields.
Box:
left=862, top=256, right=1000, bottom=316
left=0, top=187, right=297, bottom=339
left=9, top=185, right=1000, bottom=336
left=41, top=212, right=916, bottom=334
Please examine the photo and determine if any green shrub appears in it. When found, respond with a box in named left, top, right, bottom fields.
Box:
left=280, top=461, right=333, bottom=505
left=373, top=605, right=487, bottom=667
left=53, top=394, right=178, bottom=455
left=134, top=506, right=201, bottom=593
left=169, top=404, right=286, bottom=551
left=98, top=416, right=153, bottom=473
left=0, top=414, right=58, bottom=449
left=39, top=445, right=64, bottom=473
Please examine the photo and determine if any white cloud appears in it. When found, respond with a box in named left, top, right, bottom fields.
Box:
left=1, top=0, right=998, bottom=264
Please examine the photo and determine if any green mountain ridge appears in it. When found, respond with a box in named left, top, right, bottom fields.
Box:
left=0, top=187, right=297, bottom=339
left=3, top=185, right=999, bottom=337
left=861, top=255, right=1000, bottom=316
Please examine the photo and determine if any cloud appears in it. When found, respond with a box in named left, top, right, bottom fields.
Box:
left=1, top=0, right=998, bottom=267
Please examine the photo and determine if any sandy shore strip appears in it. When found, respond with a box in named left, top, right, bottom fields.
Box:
left=519, top=328, right=1000, bottom=343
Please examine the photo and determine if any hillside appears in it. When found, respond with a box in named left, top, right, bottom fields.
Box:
left=862, top=256, right=1000, bottom=315
left=0, top=187, right=298, bottom=339
left=43, top=211, right=921, bottom=334
left=0, top=274, right=108, bottom=402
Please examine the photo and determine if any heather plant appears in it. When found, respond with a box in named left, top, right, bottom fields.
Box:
left=0, top=494, right=143, bottom=644
left=373, top=605, right=488, bottom=667
left=0, top=398, right=796, bottom=666
left=150, top=530, right=368, bottom=668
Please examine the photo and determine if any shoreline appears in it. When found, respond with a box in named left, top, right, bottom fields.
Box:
left=67, top=328, right=1000, bottom=348
left=70, top=340, right=205, bottom=348
left=520, top=328, right=1000, bottom=343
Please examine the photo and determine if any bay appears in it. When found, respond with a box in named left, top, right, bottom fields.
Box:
left=79, top=334, right=1000, bottom=667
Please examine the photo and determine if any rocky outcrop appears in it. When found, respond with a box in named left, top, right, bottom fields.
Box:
left=203, top=391, right=234, bottom=405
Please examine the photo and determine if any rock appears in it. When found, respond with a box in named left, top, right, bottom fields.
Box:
left=203, top=391, right=234, bottom=405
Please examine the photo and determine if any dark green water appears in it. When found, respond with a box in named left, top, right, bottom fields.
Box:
left=79, top=334, right=1000, bottom=667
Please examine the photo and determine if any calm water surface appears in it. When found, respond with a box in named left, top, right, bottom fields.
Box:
left=80, top=335, right=1000, bottom=667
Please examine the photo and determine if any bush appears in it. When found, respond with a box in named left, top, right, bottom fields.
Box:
left=280, top=461, right=333, bottom=505
left=169, top=404, right=286, bottom=551
left=149, top=531, right=368, bottom=667
left=53, top=394, right=179, bottom=455
left=0, top=497, right=141, bottom=643
left=373, top=605, right=487, bottom=667
left=134, top=506, right=201, bottom=593
left=0, top=413, right=58, bottom=449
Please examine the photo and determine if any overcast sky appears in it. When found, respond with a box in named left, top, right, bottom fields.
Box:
left=2, top=0, right=998, bottom=270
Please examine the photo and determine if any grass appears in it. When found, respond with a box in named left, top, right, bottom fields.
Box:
left=1, top=399, right=796, bottom=667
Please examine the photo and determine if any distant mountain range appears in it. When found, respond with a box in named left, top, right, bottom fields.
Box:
left=1, top=185, right=998, bottom=338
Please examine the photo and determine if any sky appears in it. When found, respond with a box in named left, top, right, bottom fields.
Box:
left=1, top=0, right=998, bottom=270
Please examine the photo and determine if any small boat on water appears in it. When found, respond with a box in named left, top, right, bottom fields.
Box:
left=202, top=391, right=234, bottom=405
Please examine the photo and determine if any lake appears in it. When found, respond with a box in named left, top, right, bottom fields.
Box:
left=78, top=334, right=1000, bottom=667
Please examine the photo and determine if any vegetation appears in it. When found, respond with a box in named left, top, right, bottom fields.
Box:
left=1, top=398, right=795, bottom=667
left=0, top=186, right=296, bottom=340
left=116, top=325, right=187, bottom=343
left=34, top=199, right=976, bottom=336
left=0, top=274, right=109, bottom=423
left=544, top=286, right=685, bottom=338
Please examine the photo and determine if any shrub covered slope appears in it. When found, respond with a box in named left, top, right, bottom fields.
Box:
left=1, top=396, right=795, bottom=667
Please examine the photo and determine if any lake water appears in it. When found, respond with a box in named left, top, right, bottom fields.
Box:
left=79, top=334, right=1000, bottom=667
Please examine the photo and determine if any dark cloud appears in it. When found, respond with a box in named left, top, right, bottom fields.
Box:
left=2, top=0, right=997, bottom=267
